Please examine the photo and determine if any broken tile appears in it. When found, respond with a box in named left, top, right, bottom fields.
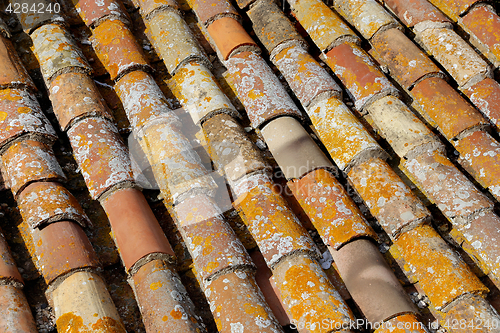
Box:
left=18, top=181, right=90, bottom=230
left=1, top=139, right=66, bottom=197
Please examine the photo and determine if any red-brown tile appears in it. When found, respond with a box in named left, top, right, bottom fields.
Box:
left=91, top=19, right=150, bottom=80
left=272, top=253, right=356, bottom=332
left=190, top=0, right=238, bottom=26
left=272, top=43, right=341, bottom=107
left=67, top=117, right=134, bottom=199
left=402, top=148, right=492, bottom=220
left=455, top=130, right=500, bottom=201
left=0, top=35, right=35, bottom=91
left=464, top=77, right=500, bottom=128
left=0, top=89, right=56, bottom=151
left=49, top=72, right=113, bottom=131
left=0, top=232, right=23, bottom=285
left=101, top=188, right=174, bottom=271
left=225, top=51, right=303, bottom=128
left=30, top=221, right=100, bottom=284
left=324, top=41, right=398, bottom=111
left=247, top=0, right=305, bottom=55
left=461, top=5, right=500, bottom=67
left=114, top=70, right=167, bottom=129
left=233, top=172, right=319, bottom=267
left=18, top=181, right=90, bottom=230
left=31, top=23, right=92, bottom=84
left=384, top=0, right=451, bottom=27
left=331, top=239, right=416, bottom=323
left=75, top=0, right=129, bottom=28
left=411, top=77, right=488, bottom=140
left=1, top=139, right=66, bottom=197
left=426, top=0, right=482, bottom=21
left=175, top=193, right=253, bottom=280
left=137, top=0, right=179, bottom=17
left=394, top=224, right=487, bottom=310
left=288, top=168, right=377, bottom=249
left=204, top=271, right=282, bottom=332
left=348, top=158, right=429, bottom=239
left=0, top=284, right=37, bottom=332
left=206, top=17, right=259, bottom=60
left=132, top=259, right=205, bottom=332
left=203, top=113, right=266, bottom=183
left=371, top=28, right=443, bottom=89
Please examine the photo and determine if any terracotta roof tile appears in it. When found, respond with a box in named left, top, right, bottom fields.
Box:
left=0, top=231, right=23, bottom=285
left=0, top=284, right=38, bottom=332
left=426, top=0, right=482, bottom=22
left=136, top=0, right=180, bottom=17
left=464, top=78, right=500, bottom=128
left=189, top=0, right=239, bottom=26
left=75, top=0, right=129, bottom=28
left=0, top=34, right=36, bottom=91
left=383, top=0, right=451, bottom=28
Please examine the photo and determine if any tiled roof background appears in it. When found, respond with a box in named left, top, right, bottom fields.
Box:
left=1, top=0, right=500, bottom=332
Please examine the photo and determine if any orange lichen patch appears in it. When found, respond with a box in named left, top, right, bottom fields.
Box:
left=371, top=28, right=442, bottom=90
left=203, top=113, right=266, bottom=182
left=375, top=313, right=428, bottom=333
left=18, top=181, right=90, bottom=230
left=233, top=172, right=318, bottom=267
left=1, top=139, right=66, bottom=197
left=67, top=117, right=134, bottom=199
left=206, top=17, right=259, bottom=60
left=223, top=51, right=303, bottom=128
left=438, top=294, right=500, bottom=333
left=348, top=158, right=429, bottom=239
left=273, top=254, right=355, bottom=332
left=464, top=78, right=500, bottom=129
left=30, top=221, right=100, bottom=284
left=175, top=193, right=253, bottom=280
left=290, top=0, right=359, bottom=52
left=384, top=0, right=451, bottom=27
left=337, top=0, right=400, bottom=40
left=51, top=271, right=125, bottom=333
left=114, top=70, right=168, bottom=130
left=31, top=23, right=91, bottom=83
left=91, top=19, right=149, bottom=80
left=0, top=232, right=24, bottom=284
left=453, top=210, right=500, bottom=284
left=101, top=188, right=174, bottom=271
left=0, top=34, right=36, bottom=91
left=426, top=0, right=482, bottom=21
left=49, top=72, right=113, bottom=131
left=146, top=10, right=209, bottom=74
left=401, top=148, right=492, bottom=220
left=189, top=0, right=238, bottom=26
left=288, top=169, right=376, bottom=249
left=170, top=61, right=237, bottom=124
left=417, top=27, right=491, bottom=88
left=307, top=96, right=383, bottom=171
left=204, top=271, right=282, bottom=332
left=73, top=0, right=128, bottom=28
left=0, top=284, right=38, bottom=332
left=461, top=5, right=500, bottom=68
left=394, top=224, right=487, bottom=309
left=132, top=259, right=205, bottom=332
left=0, top=88, right=56, bottom=151
left=455, top=130, right=500, bottom=201
left=324, top=41, right=397, bottom=111
left=272, top=43, right=341, bottom=108
left=138, top=114, right=217, bottom=202
left=411, top=77, right=488, bottom=140
left=137, top=0, right=180, bottom=17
